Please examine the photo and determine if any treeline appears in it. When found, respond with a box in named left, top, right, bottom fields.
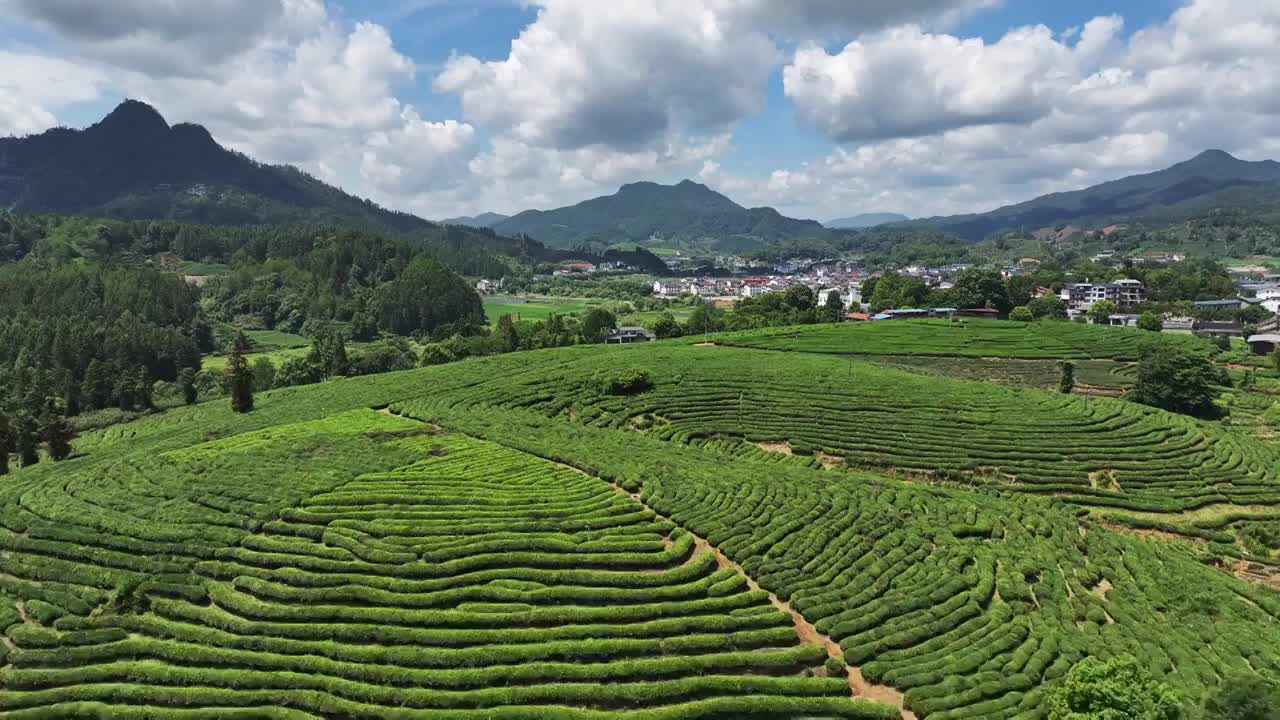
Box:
left=0, top=261, right=208, bottom=415
left=0, top=218, right=486, bottom=431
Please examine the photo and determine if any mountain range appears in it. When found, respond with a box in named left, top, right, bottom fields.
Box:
left=922, top=150, right=1280, bottom=240
left=825, top=213, right=910, bottom=229
left=441, top=212, right=509, bottom=228
left=6, top=101, right=1280, bottom=254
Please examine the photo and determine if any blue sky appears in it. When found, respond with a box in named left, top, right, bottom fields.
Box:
left=2, top=0, right=1276, bottom=222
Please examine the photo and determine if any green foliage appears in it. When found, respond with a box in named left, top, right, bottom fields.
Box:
left=1048, top=655, right=1183, bottom=720
left=1089, top=300, right=1120, bottom=325
left=1203, top=674, right=1280, bottom=719
left=597, top=369, right=654, bottom=396
left=1059, top=360, right=1076, bottom=394
left=224, top=332, right=254, bottom=414
left=1130, top=343, right=1223, bottom=418
left=1030, top=294, right=1069, bottom=320
left=869, top=271, right=930, bottom=312
left=250, top=358, right=277, bottom=392
left=824, top=290, right=846, bottom=323
left=1010, top=306, right=1034, bottom=322
left=945, top=267, right=1013, bottom=313
left=580, top=307, right=618, bottom=344
left=1138, top=312, right=1164, bottom=332
left=178, top=368, right=198, bottom=405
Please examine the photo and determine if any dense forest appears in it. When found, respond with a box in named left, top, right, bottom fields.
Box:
left=0, top=214, right=487, bottom=426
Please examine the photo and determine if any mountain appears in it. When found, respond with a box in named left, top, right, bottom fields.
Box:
left=491, top=180, right=828, bottom=251
left=923, top=150, right=1280, bottom=240
left=442, top=212, right=509, bottom=228
left=825, top=213, right=910, bottom=229
left=0, top=99, right=446, bottom=233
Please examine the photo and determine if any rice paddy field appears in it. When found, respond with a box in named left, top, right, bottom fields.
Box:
left=3, top=322, right=1280, bottom=718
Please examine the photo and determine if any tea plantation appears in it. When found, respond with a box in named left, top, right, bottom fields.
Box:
left=716, top=318, right=1214, bottom=360
left=1, top=330, right=1278, bottom=718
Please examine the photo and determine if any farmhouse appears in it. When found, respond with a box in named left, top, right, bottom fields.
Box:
left=605, top=326, right=656, bottom=344
left=1248, top=334, right=1280, bottom=355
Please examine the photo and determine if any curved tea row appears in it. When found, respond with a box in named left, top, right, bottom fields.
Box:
left=0, top=418, right=889, bottom=719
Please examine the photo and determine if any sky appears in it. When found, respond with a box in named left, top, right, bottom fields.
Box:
left=2, top=0, right=1278, bottom=223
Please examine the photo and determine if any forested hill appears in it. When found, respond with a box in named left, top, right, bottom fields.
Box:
left=492, top=179, right=829, bottom=251
left=0, top=214, right=487, bottom=419
left=0, top=100, right=525, bottom=271
left=920, top=150, right=1280, bottom=240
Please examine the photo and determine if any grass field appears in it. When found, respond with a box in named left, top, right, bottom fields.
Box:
left=484, top=296, right=603, bottom=324
left=4, top=322, right=1280, bottom=717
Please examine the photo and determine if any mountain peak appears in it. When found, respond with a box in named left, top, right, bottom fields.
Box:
left=1191, top=149, right=1237, bottom=162
left=97, top=99, right=170, bottom=133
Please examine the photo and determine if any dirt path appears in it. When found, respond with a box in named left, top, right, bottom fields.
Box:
left=1100, top=522, right=1206, bottom=544
left=598, top=476, right=915, bottom=719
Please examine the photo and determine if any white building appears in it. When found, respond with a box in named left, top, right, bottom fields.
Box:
left=1063, top=279, right=1145, bottom=317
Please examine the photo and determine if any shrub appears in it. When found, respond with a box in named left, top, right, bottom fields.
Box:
left=597, top=369, right=654, bottom=396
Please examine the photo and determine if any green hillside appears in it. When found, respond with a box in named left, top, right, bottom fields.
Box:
left=492, top=180, right=829, bottom=251
left=921, top=150, right=1280, bottom=240
left=3, top=324, right=1279, bottom=717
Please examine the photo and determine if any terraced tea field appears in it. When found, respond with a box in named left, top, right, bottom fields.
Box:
left=423, top=345, right=1280, bottom=515
left=2, top=324, right=1279, bottom=718
left=716, top=318, right=1213, bottom=361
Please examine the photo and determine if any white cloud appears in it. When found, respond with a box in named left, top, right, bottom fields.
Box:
left=435, top=0, right=778, bottom=151
left=784, top=17, right=1123, bottom=142
left=7, top=0, right=328, bottom=78
left=361, top=108, right=475, bottom=194
left=0, top=50, right=106, bottom=134
left=752, top=0, right=1280, bottom=221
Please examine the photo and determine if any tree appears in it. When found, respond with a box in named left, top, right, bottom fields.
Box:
left=251, top=358, right=277, bottom=392
left=784, top=285, right=817, bottom=313
left=1029, top=294, right=1068, bottom=320
left=224, top=332, right=254, bottom=414
left=40, top=406, right=73, bottom=462
left=496, top=314, right=519, bottom=353
left=1088, top=300, right=1119, bottom=325
left=0, top=414, right=10, bottom=476
left=1048, top=655, right=1182, bottom=720
left=1059, top=360, right=1076, bottom=394
left=823, top=291, right=845, bottom=323
left=1131, top=343, right=1223, bottom=418
left=580, top=308, right=617, bottom=344
left=349, top=311, right=378, bottom=342
left=948, top=267, right=1012, bottom=313
left=1273, top=348, right=1280, bottom=375
left=1203, top=673, right=1280, bottom=720
left=1009, top=306, right=1034, bottom=322
left=1137, top=312, right=1164, bottom=332
left=82, top=359, right=113, bottom=410
left=178, top=368, right=198, bottom=405
left=15, top=413, right=39, bottom=467
left=650, top=312, right=683, bottom=340
left=685, top=302, right=724, bottom=337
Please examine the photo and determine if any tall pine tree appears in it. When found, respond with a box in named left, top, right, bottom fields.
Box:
left=0, top=413, right=11, bottom=476
left=15, top=413, right=39, bottom=467
left=40, top=403, right=73, bottom=462
left=225, top=332, right=254, bottom=414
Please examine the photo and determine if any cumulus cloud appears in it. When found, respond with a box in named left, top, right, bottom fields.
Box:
left=435, top=0, right=778, bottom=151
left=7, top=0, right=327, bottom=77
left=747, top=0, right=1280, bottom=221
left=361, top=108, right=476, bottom=194
left=784, top=17, right=1123, bottom=142
left=0, top=50, right=106, bottom=134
